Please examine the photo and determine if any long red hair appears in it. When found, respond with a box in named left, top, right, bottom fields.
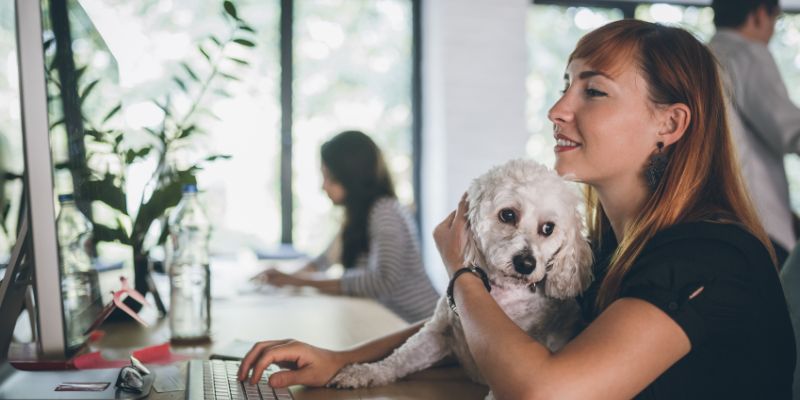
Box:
left=569, top=20, right=776, bottom=312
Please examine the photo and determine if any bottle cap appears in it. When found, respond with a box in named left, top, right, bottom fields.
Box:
left=58, top=193, right=75, bottom=203
left=182, top=184, right=198, bottom=193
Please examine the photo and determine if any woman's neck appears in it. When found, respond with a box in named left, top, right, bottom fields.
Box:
left=594, top=175, right=650, bottom=243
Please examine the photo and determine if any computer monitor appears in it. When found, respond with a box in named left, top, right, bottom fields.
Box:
left=5, top=0, right=134, bottom=361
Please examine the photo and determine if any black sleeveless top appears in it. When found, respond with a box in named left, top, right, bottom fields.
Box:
left=578, top=221, right=796, bottom=399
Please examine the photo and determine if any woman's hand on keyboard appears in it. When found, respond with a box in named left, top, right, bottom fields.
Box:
left=251, top=269, right=299, bottom=287
left=237, top=339, right=346, bottom=387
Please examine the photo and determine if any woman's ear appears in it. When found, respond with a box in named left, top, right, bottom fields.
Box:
left=658, top=103, right=691, bottom=147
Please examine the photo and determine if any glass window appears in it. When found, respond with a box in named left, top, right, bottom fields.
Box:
left=294, top=0, right=414, bottom=255
left=70, top=0, right=281, bottom=254
left=0, top=0, right=23, bottom=263
left=526, top=5, right=624, bottom=168
left=771, top=12, right=800, bottom=214
left=634, top=3, right=715, bottom=40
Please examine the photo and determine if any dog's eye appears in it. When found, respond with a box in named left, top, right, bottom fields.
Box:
left=498, top=208, right=516, bottom=224
left=540, top=222, right=555, bottom=236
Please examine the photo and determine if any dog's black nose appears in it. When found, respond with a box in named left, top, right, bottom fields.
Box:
left=513, top=254, right=536, bottom=275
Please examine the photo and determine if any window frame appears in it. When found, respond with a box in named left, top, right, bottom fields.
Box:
left=54, top=0, right=424, bottom=248
left=531, top=0, right=800, bottom=14
left=278, top=0, right=423, bottom=244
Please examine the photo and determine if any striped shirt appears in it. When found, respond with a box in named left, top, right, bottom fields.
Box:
left=313, top=197, right=439, bottom=323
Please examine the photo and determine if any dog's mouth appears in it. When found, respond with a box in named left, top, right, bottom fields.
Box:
left=491, top=269, right=547, bottom=290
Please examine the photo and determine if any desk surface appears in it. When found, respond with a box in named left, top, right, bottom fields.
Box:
left=96, top=290, right=488, bottom=399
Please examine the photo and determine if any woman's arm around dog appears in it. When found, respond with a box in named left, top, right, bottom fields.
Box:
left=434, top=197, right=691, bottom=400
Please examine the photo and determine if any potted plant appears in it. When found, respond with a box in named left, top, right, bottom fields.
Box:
left=46, top=0, right=257, bottom=316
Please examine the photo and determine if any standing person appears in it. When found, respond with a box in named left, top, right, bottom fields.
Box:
left=239, top=21, right=796, bottom=399
left=255, top=130, right=439, bottom=323
left=709, top=0, right=800, bottom=266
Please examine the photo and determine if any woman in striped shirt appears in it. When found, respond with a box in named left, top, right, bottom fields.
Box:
left=257, top=131, right=439, bottom=323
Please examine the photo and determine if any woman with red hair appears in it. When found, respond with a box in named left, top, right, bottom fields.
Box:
left=240, top=20, right=795, bottom=399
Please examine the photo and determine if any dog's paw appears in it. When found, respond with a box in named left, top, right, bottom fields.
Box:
left=328, top=363, right=392, bottom=389
left=484, top=390, right=496, bottom=400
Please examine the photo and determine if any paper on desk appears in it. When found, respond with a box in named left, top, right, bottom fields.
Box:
left=151, top=365, right=184, bottom=393
left=210, top=339, right=255, bottom=361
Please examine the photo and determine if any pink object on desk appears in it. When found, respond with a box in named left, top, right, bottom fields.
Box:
left=133, top=342, right=190, bottom=364
left=72, top=342, right=190, bottom=370
left=83, top=276, right=151, bottom=336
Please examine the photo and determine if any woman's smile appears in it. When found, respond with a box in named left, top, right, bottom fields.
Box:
left=554, top=134, right=582, bottom=153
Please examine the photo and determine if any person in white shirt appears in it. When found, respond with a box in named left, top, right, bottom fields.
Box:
left=709, top=0, right=800, bottom=266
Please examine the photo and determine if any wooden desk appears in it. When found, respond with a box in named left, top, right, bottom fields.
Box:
left=96, top=290, right=488, bottom=399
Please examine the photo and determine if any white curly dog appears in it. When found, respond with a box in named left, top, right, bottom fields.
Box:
left=328, top=159, right=594, bottom=399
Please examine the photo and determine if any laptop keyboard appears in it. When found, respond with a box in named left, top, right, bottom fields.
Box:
left=197, top=359, right=294, bottom=400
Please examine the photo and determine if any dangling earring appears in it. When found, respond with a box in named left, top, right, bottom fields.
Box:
left=645, top=142, right=668, bottom=191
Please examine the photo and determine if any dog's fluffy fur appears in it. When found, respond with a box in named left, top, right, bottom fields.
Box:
left=328, top=159, right=594, bottom=399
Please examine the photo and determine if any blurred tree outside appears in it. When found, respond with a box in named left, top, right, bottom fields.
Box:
left=293, top=0, right=413, bottom=255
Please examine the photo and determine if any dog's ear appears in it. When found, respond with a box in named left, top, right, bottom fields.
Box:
left=463, top=181, right=488, bottom=268
left=545, top=220, right=594, bottom=299
left=463, top=195, right=485, bottom=268
left=463, top=227, right=483, bottom=268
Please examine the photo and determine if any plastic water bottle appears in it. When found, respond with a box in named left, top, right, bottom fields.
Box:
left=56, top=194, right=101, bottom=346
left=167, top=184, right=211, bottom=343
left=57, top=194, right=93, bottom=274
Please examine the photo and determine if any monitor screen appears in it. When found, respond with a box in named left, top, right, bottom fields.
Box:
left=43, top=0, right=134, bottom=351
left=12, top=0, right=135, bottom=359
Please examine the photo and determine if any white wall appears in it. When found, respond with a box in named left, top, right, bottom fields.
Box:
left=421, top=0, right=531, bottom=292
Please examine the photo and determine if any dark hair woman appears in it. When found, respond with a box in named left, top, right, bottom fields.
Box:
left=256, top=131, right=439, bottom=324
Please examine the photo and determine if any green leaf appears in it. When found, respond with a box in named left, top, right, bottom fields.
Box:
left=84, top=176, right=127, bottom=214
left=143, top=127, right=164, bottom=141
left=75, top=66, right=88, bottom=83
left=181, top=62, right=200, bottom=82
left=204, top=154, right=232, bottom=162
left=228, top=57, right=249, bottom=66
left=102, top=104, right=123, bottom=124
left=177, top=125, right=197, bottom=139
left=238, top=24, right=256, bottom=34
left=233, top=38, right=255, bottom=47
left=210, top=36, right=222, bottom=47
left=172, top=77, right=188, bottom=92
left=198, top=45, right=211, bottom=61
left=213, top=88, right=231, bottom=98
left=94, top=224, right=132, bottom=245
left=125, top=146, right=154, bottom=164
left=47, top=57, right=58, bottom=73
left=79, top=79, right=100, bottom=103
left=49, top=118, right=65, bottom=130
left=43, top=38, right=55, bottom=52
left=223, top=1, right=239, bottom=20
left=132, top=170, right=196, bottom=249
left=2, top=201, right=11, bottom=222
left=219, top=72, right=240, bottom=81
left=84, top=129, right=104, bottom=142
left=153, top=100, right=173, bottom=118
